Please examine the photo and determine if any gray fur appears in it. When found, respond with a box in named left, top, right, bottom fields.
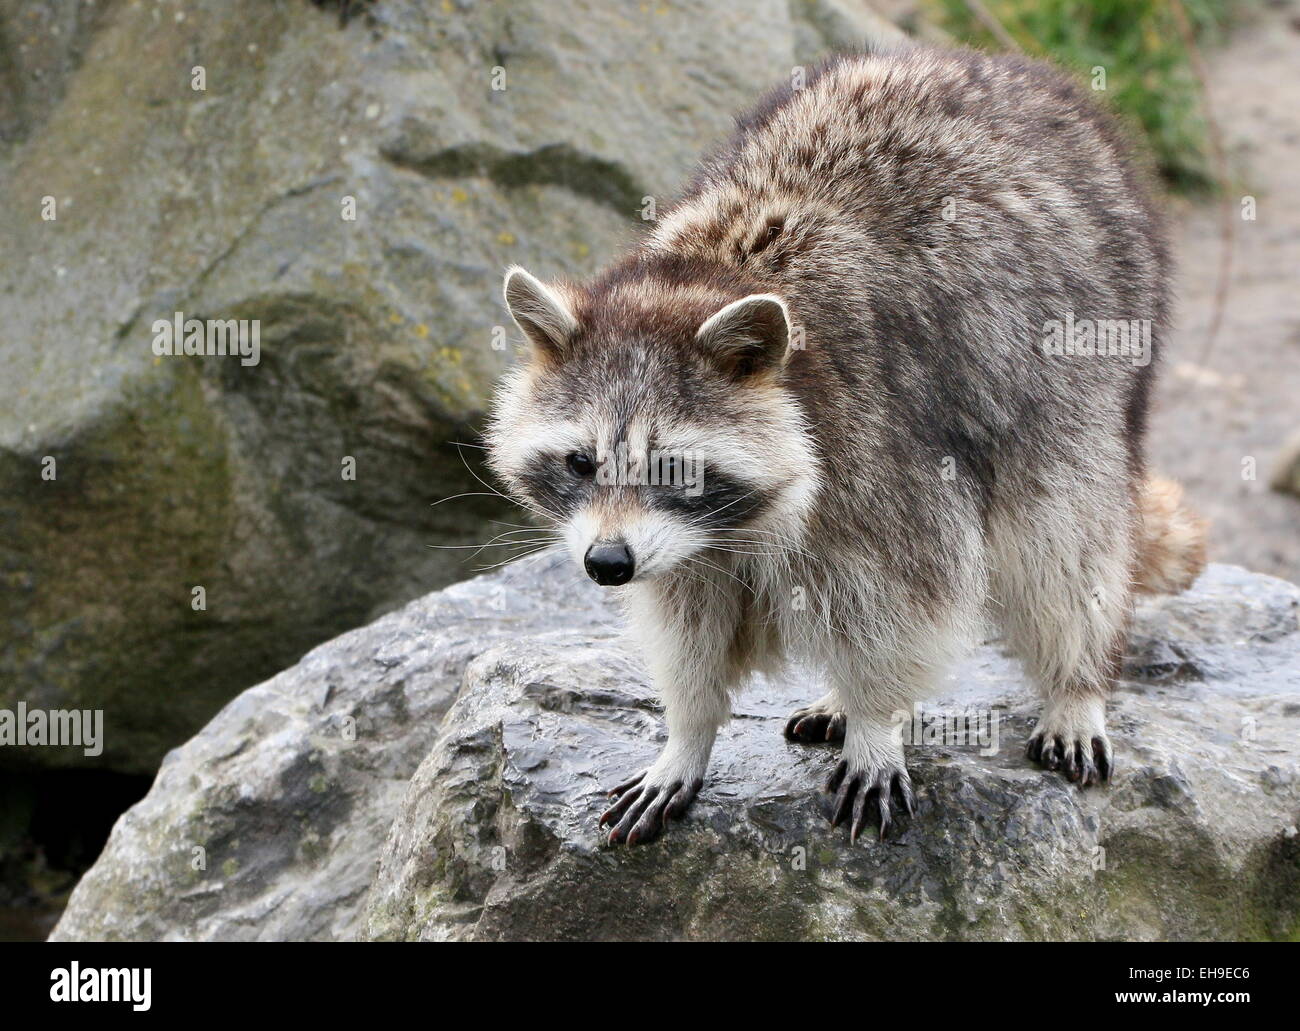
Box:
left=487, top=45, right=1205, bottom=846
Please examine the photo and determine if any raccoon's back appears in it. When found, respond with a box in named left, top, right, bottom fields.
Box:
left=648, top=45, right=1169, bottom=458
left=650, top=46, right=1166, bottom=316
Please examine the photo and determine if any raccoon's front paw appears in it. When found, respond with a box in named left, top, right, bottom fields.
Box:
left=823, top=725, right=915, bottom=843
left=784, top=693, right=847, bottom=743
left=599, top=767, right=703, bottom=847
left=824, top=756, right=915, bottom=842
left=1026, top=696, right=1113, bottom=787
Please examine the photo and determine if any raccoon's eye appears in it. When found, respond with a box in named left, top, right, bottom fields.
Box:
left=566, top=452, right=595, bottom=478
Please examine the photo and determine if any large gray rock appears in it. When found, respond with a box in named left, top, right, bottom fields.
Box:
left=50, top=555, right=611, bottom=941
left=0, top=0, right=897, bottom=771
left=53, top=558, right=1300, bottom=941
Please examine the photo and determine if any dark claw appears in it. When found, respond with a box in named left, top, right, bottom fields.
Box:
left=1063, top=742, right=1080, bottom=782
left=607, top=784, right=660, bottom=844
left=664, top=778, right=703, bottom=821
left=825, top=764, right=913, bottom=843
left=1029, top=734, right=1065, bottom=774
left=893, top=771, right=916, bottom=816
left=1076, top=743, right=1097, bottom=787
left=1029, top=732, right=1113, bottom=788
left=850, top=784, right=870, bottom=842
left=608, top=770, right=645, bottom=797
left=849, top=785, right=889, bottom=843
left=626, top=782, right=676, bottom=846
left=831, top=774, right=859, bottom=827
left=600, top=783, right=644, bottom=829
left=873, top=788, right=891, bottom=841
left=1093, top=736, right=1112, bottom=782
left=601, top=771, right=702, bottom=846
left=785, top=710, right=847, bottom=743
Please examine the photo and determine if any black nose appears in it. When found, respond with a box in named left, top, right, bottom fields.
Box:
left=584, top=541, right=635, bottom=586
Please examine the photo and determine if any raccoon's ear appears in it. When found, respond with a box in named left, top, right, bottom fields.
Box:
left=695, top=294, right=792, bottom=379
left=503, top=266, right=578, bottom=362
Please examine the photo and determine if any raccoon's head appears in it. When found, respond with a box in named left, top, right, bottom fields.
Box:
left=486, top=265, right=819, bottom=587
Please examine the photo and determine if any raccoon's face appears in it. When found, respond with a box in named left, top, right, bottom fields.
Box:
left=486, top=266, right=819, bottom=586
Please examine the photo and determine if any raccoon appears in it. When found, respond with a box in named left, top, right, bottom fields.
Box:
left=486, top=45, right=1206, bottom=847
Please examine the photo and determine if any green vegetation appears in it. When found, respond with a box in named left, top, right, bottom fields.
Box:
left=928, top=0, right=1240, bottom=191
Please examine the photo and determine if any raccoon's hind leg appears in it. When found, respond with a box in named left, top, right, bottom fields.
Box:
left=1024, top=695, right=1113, bottom=784
left=988, top=486, right=1135, bottom=787
left=784, top=691, right=846, bottom=743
